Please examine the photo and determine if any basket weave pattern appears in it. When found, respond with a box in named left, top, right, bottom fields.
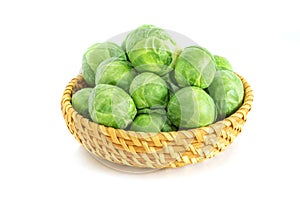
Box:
left=61, top=74, right=253, bottom=168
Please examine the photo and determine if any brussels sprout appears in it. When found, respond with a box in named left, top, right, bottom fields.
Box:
left=122, top=25, right=177, bottom=75
left=167, top=86, right=216, bottom=129
left=174, top=46, right=216, bottom=88
left=95, top=58, right=137, bottom=92
left=89, top=84, right=137, bottom=129
left=137, top=108, right=167, bottom=115
left=71, top=88, right=93, bottom=118
left=129, top=72, right=169, bottom=109
left=82, top=42, right=126, bottom=85
left=214, top=55, right=233, bottom=71
left=130, top=113, right=166, bottom=132
left=135, top=108, right=177, bottom=132
left=123, top=25, right=176, bottom=54
left=207, top=70, right=244, bottom=118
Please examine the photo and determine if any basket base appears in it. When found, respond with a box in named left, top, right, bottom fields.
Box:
left=87, top=151, right=159, bottom=174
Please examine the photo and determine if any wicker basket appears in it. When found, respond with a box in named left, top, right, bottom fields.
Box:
left=61, top=73, right=253, bottom=168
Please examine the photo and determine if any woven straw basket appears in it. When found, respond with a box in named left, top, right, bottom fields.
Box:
left=61, top=73, right=253, bottom=168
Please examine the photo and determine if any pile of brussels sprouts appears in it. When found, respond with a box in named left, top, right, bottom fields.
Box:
left=72, top=25, right=244, bottom=132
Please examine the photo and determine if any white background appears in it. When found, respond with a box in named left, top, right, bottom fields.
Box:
left=1, top=0, right=299, bottom=199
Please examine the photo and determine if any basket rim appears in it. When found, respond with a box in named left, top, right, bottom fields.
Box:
left=61, top=72, right=254, bottom=139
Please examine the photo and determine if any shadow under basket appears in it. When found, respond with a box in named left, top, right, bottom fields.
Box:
left=61, top=73, right=254, bottom=168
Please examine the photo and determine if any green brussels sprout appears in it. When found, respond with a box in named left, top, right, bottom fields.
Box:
left=129, top=72, right=169, bottom=109
left=130, top=113, right=166, bottom=132
left=137, top=108, right=167, bottom=115
left=71, top=88, right=93, bottom=118
left=122, top=25, right=177, bottom=75
left=167, top=86, right=216, bottom=129
left=135, top=108, right=177, bottom=132
left=82, top=42, right=126, bottom=85
left=207, top=70, right=244, bottom=118
left=122, top=24, right=176, bottom=54
left=95, top=58, right=137, bottom=92
left=174, top=46, right=216, bottom=88
left=89, top=84, right=137, bottom=129
left=214, top=55, right=233, bottom=71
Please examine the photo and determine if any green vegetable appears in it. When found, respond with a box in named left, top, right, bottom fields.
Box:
left=129, top=72, right=168, bottom=109
left=130, top=113, right=167, bottom=132
left=135, top=108, right=177, bottom=132
left=174, top=46, right=216, bottom=88
left=82, top=42, right=126, bottom=85
left=89, top=84, right=137, bottom=129
left=95, top=58, right=136, bottom=92
left=77, top=25, right=243, bottom=132
left=72, top=88, right=93, bottom=118
left=214, top=55, right=233, bottom=71
left=207, top=70, right=244, bottom=118
left=167, top=86, right=216, bottom=129
left=137, top=108, right=167, bottom=115
left=122, top=24, right=177, bottom=75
